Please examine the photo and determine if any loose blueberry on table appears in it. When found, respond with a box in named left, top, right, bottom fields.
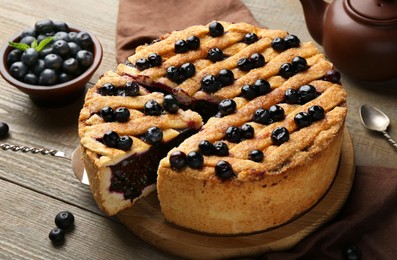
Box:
left=0, top=122, right=9, bottom=138
left=55, top=211, right=75, bottom=230
left=7, top=19, right=94, bottom=86
left=49, top=227, right=65, bottom=243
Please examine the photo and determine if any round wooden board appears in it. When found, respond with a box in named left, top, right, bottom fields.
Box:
left=116, top=128, right=355, bottom=259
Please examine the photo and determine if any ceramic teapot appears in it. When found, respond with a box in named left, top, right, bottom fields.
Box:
left=299, top=0, right=397, bottom=81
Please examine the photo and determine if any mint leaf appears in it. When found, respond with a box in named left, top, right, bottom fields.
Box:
left=8, top=41, right=30, bottom=51
left=35, top=36, right=54, bottom=52
left=31, top=39, right=38, bottom=49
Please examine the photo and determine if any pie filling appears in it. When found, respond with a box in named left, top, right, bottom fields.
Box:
left=108, top=128, right=197, bottom=200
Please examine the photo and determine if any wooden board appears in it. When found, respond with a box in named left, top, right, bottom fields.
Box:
left=116, top=128, right=355, bottom=259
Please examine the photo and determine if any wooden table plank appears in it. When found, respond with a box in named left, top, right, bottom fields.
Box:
left=0, top=179, right=177, bottom=260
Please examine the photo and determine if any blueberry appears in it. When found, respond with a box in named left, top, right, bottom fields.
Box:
left=100, top=107, right=115, bottom=122
left=145, top=126, right=163, bottom=145
left=169, top=151, right=187, bottom=170
left=213, top=141, right=229, bottom=156
left=52, top=40, right=70, bottom=57
left=201, top=74, right=221, bottom=93
left=181, top=63, right=196, bottom=78
left=68, top=31, right=78, bottom=41
left=68, top=42, right=81, bottom=56
left=75, top=50, right=93, bottom=68
left=198, top=140, right=214, bottom=155
left=54, top=31, right=71, bottom=42
left=298, top=84, right=317, bottom=103
left=147, top=53, right=162, bottom=67
left=117, top=136, right=133, bottom=150
left=58, top=72, right=73, bottom=83
left=9, top=61, right=28, bottom=80
left=218, top=99, right=236, bottom=116
left=49, top=227, right=65, bottom=243
left=237, top=58, right=253, bottom=71
left=225, top=126, right=241, bottom=143
left=75, top=31, right=93, bottom=49
left=285, top=88, right=300, bottom=104
left=21, top=48, right=39, bottom=66
left=186, top=151, right=204, bottom=169
left=253, top=108, right=272, bottom=125
left=271, top=37, right=287, bottom=51
left=39, top=45, right=53, bottom=58
left=308, top=105, right=325, bottom=121
left=24, top=73, right=38, bottom=85
left=269, top=105, right=285, bottom=122
left=166, top=66, right=184, bottom=83
left=103, top=131, right=120, bottom=148
left=39, top=69, right=58, bottom=85
left=20, top=27, right=37, bottom=38
left=44, top=54, right=63, bottom=71
left=218, top=69, right=234, bottom=86
left=115, top=107, right=130, bottom=122
left=19, top=36, right=36, bottom=46
left=0, top=122, right=9, bottom=138
left=292, top=56, right=308, bottom=73
left=279, top=63, right=295, bottom=78
left=249, top=53, right=265, bottom=68
left=209, top=21, right=224, bottom=37
left=163, top=94, right=179, bottom=114
left=123, top=81, right=140, bottom=96
left=241, top=123, right=254, bottom=139
left=55, top=211, right=75, bottom=230
left=175, top=39, right=189, bottom=53
left=215, top=160, right=235, bottom=180
left=294, top=112, right=312, bottom=129
left=62, top=58, right=79, bottom=75
left=207, top=48, right=224, bottom=62
left=241, top=84, right=257, bottom=100
left=324, top=69, right=342, bottom=83
left=342, top=244, right=362, bottom=260
left=53, top=21, right=69, bottom=32
left=271, top=127, right=289, bottom=145
left=253, top=79, right=271, bottom=95
left=244, top=33, right=258, bottom=44
left=35, top=19, right=55, bottom=34
left=186, top=35, right=200, bottom=50
left=31, top=59, right=45, bottom=76
left=249, top=150, right=264, bottom=162
left=99, top=83, right=117, bottom=96
left=285, top=34, right=300, bottom=48
left=144, top=100, right=162, bottom=116
left=6, top=49, right=22, bottom=67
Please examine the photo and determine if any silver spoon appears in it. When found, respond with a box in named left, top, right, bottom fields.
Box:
left=0, top=143, right=90, bottom=185
left=359, top=104, right=397, bottom=151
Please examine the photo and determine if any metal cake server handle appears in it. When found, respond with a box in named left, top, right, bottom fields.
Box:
left=0, top=143, right=90, bottom=185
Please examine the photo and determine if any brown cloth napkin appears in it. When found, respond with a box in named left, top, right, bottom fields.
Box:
left=116, top=0, right=260, bottom=63
left=115, top=1, right=397, bottom=259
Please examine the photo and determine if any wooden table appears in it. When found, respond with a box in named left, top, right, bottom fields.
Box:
left=0, top=0, right=396, bottom=259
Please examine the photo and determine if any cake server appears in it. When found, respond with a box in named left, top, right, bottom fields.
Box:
left=360, top=104, right=397, bottom=151
left=0, top=143, right=90, bottom=185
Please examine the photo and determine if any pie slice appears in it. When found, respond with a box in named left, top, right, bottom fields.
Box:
left=79, top=71, right=202, bottom=215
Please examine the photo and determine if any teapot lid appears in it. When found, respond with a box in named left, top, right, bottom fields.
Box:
left=347, top=0, right=397, bottom=21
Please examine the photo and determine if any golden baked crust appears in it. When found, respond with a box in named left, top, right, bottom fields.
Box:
left=79, top=21, right=347, bottom=234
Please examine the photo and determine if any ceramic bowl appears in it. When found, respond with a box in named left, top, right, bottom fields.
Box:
left=0, top=25, right=102, bottom=106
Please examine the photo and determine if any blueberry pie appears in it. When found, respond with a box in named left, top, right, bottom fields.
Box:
left=79, top=21, right=347, bottom=234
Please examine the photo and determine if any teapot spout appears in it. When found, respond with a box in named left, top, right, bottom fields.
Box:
left=299, top=0, right=329, bottom=45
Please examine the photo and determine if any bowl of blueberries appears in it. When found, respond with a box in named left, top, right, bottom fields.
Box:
left=0, top=19, right=102, bottom=106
